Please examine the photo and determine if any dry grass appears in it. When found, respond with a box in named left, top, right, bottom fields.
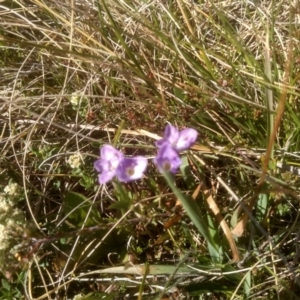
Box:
left=1, top=0, right=300, bottom=299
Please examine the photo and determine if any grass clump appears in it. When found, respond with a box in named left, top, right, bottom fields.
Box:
left=1, top=0, right=300, bottom=299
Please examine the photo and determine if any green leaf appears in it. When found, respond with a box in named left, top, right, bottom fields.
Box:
left=206, top=213, right=223, bottom=262
left=79, top=173, right=94, bottom=189
left=256, top=192, right=268, bottom=222
left=222, top=264, right=243, bottom=283
left=59, top=237, right=68, bottom=244
left=277, top=202, right=290, bottom=216
left=63, top=192, right=99, bottom=227
left=173, top=87, right=185, bottom=101
left=180, top=155, right=196, bottom=189
left=109, top=201, right=131, bottom=210
left=244, top=270, right=251, bottom=298
left=1, top=279, right=10, bottom=291
left=163, top=171, right=220, bottom=263
left=112, top=181, right=132, bottom=214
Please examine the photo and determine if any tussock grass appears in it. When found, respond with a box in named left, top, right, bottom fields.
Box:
left=1, top=0, right=300, bottom=299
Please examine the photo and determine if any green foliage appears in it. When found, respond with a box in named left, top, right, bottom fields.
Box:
left=63, top=192, right=100, bottom=227
left=110, top=182, right=133, bottom=212
left=0, top=279, right=23, bottom=300
left=162, top=171, right=222, bottom=263
left=256, top=192, right=269, bottom=222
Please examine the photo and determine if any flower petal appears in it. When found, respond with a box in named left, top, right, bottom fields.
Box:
left=164, top=124, right=180, bottom=146
left=155, top=125, right=180, bottom=148
left=94, top=159, right=103, bottom=172
left=116, top=157, right=148, bottom=182
left=95, top=159, right=112, bottom=172
left=155, top=138, right=167, bottom=148
left=98, top=170, right=116, bottom=184
left=101, top=144, right=123, bottom=166
left=94, top=159, right=117, bottom=184
left=94, top=145, right=124, bottom=184
left=176, top=128, right=198, bottom=151
left=156, top=125, right=198, bottom=152
left=154, top=144, right=182, bottom=173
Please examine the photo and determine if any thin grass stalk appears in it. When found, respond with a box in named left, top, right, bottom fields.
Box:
left=264, top=29, right=275, bottom=166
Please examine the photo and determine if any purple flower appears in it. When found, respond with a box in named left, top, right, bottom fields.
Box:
left=94, top=145, right=124, bottom=184
left=156, top=124, right=198, bottom=152
left=154, top=144, right=182, bottom=173
left=116, top=157, right=148, bottom=182
left=94, top=145, right=147, bottom=184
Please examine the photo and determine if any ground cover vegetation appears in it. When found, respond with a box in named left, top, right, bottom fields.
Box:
left=1, top=0, right=300, bottom=299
